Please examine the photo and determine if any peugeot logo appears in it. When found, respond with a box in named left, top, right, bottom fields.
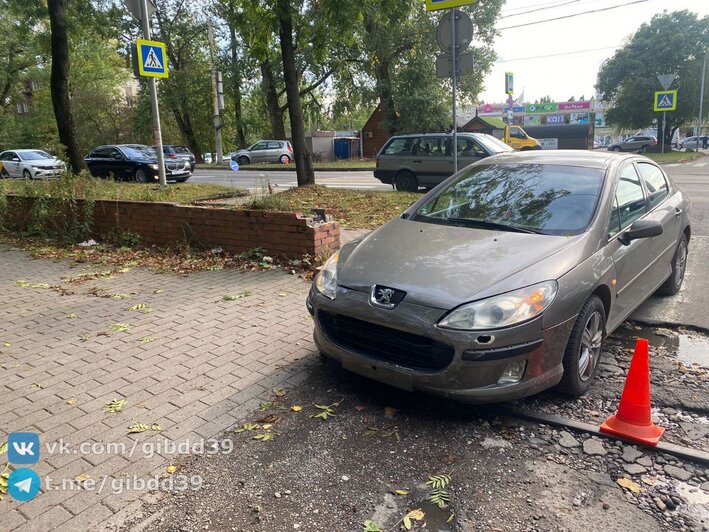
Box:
left=370, top=285, right=405, bottom=309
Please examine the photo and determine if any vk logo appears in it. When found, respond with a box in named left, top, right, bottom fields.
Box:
left=7, top=468, right=41, bottom=501
left=8, top=432, right=40, bottom=464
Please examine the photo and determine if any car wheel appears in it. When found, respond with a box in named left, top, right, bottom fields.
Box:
left=279, top=154, right=291, bottom=164
left=134, top=168, right=148, bottom=183
left=611, top=146, right=621, bottom=152
left=23, top=169, right=32, bottom=179
left=394, top=171, right=418, bottom=192
left=237, top=156, right=249, bottom=165
left=557, top=295, right=606, bottom=397
left=638, top=145, right=649, bottom=153
left=656, top=234, right=688, bottom=296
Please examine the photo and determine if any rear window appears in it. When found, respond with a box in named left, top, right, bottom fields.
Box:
left=414, top=163, right=605, bottom=236
left=173, top=146, right=191, bottom=154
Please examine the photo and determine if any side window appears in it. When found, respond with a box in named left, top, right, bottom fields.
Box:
left=608, top=196, right=621, bottom=237
left=0, top=152, right=16, bottom=161
left=415, top=137, right=446, bottom=157
left=251, top=142, right=268, bottom=151
left=510, top=127, right=525, bottom=139
left=614, top=164, right=648, bottom=232
left=108, top=148, right=122, bottom=159
left=458, top=138, right=485, bottom=156
left=91, top=148, right=111, bottom=158
left=636, top=163, right=668, bottom=209
left=267, top=142, right=282, bottom=149
left=383, top=138, right=413, bottom=155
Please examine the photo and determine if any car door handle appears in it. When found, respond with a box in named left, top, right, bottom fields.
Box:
left=675, top=208, right=683, bottom=217
left=412, top=159, right=422, bottom=163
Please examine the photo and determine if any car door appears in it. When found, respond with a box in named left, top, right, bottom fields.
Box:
left=635, top=161, right=682, bottom=286
left=454, top=137, right=488, bottom=170
left=605, top=163, right=652, bottom=327
left=412, top=136, right=448, bottom=187
left=0, top=151, right=21, bottom=177
left=249, top=142, right=269, bottom=163
left=104, top=147, right=127, bottom=179
left=267, top=141, right=283, bottom=162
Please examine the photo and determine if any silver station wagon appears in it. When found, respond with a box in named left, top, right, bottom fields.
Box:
left=307, top=151, right=691, bottom=403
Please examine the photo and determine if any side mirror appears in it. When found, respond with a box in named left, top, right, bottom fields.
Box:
left=619, top=219, right=663, bottom=245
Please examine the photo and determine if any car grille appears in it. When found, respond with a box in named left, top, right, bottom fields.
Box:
left=318, top=311, right=454, bottom=372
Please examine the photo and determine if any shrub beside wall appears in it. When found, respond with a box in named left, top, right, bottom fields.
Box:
left=3, top=195, right=340, bottom=258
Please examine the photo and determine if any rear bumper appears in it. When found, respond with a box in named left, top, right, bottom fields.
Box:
left=373, top=169, right=395, bottom=184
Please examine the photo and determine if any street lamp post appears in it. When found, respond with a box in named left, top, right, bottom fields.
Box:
left=697, top=52, right=707, bottom=152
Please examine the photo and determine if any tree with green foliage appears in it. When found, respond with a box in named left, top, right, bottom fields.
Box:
left=596, top=10, right=709, bottom=145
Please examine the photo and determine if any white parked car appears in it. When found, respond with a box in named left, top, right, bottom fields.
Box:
left=0, top=149, right=65, bottom=179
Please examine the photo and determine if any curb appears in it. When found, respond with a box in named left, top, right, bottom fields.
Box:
left=196, top=166, right=374, bottom=173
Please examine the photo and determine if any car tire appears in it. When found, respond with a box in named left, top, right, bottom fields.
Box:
left=638, top=145, right=649, bottom=153
left=656, top=234, right=688, bottom=296
left=134, top=168, right=148, bottom=183
left=279, top=154, right=291, bottom=164
left=611, top=146, right=621, bottom=152
left=557, top=295, right=606, bottom=397
left=23, top=169, right=32, bottom=179
left=237, top=156, right=249, bottom=165
left=394, top=171, right=418, bottom=192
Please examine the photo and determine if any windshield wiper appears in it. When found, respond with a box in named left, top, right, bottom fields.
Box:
left=446, top=218, right=548, bottom=235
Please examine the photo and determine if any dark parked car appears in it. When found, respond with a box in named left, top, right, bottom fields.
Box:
left=160, top=145, right=196, bottom=172
left=607, top=135, right=657, bottom=153
left=85, top=144, right=191, bottom=182
left=374, top=132, right=514, bottom=191
left=308, top=150, right=690, bottom=403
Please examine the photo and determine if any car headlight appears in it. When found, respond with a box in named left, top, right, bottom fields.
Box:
left=438, top=281, right=558, bottom=330
left=149, top=164, right=159, bottom=170
left=314, top=250, right=340, bottom=300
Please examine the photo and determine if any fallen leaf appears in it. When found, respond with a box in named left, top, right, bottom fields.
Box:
left=223, top=290, right=251, bottom=301
left=273, top=388, right=286, bottom=397
left=127, top=422, right=149, bottom=434
left=406, top=509, right=424, bottom=521
left=384, top=406, right=397, bottom=417
left=140, top=336, right=155, bottom=344
left=105, top=398, right=127, bottom=413
left=253, top=432, right=275, bottom=441
left=257, top=414, right=281, bottom=424
left=617, top=478, right=641, bottom=493
left=1, top=342, right=10, bottom=347
left=128, top=303, right=153, bottom=313
left=151, top=423, right=162, bottom=431
left=111, top=294, right=130, bottom=299
left=110, top=323, right=130, bottom=333
left=235, top=423, right=260, bottom=433
left=0, top=442, right=7, bottom=455
left=641, top=475, right=658, bottom=486
left=166, top=465, right=178, bottom=474
left=277, top=292, right=288, bottom=297
left=32, top=383, right=42, bottom=389
left=66, top=398, right=77, bottom=405
left=393, top=489, right=409, bottom=495
left=66, top=313, right=78, bottom=319
left=355, top=405, right=365, bottom=412
left=75, top=473, right=90, bottom=483
left=291, top=405, right=302, bottom=412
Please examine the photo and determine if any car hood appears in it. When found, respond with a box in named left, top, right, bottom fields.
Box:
left=337, top=218, right=589, bottom=309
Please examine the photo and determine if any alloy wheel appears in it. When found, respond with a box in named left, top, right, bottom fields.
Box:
left=674, top=239, right=688, bottom=286
left=578, top=311, right=603, bottom=381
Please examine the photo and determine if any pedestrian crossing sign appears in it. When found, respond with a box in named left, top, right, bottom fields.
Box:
left=136, top=39, right=168, bottom=79
left=654, top=90, right=677, bottom=112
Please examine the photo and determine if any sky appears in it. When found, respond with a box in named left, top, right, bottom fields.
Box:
left=475, top=0, right=709, bottom=104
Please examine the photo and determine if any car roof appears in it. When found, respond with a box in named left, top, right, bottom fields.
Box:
left=480, top=149, right=643, bottom=169
left=11, top=149, right=50, bottom=154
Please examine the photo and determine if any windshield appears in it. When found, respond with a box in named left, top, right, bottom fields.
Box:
left=414, top=163, right=605, bottom=236
left=471, top=134, right=514, bottom=154
left=122, top=146, right=156, bottom=159
left=20, top=151, right=52, bottom=160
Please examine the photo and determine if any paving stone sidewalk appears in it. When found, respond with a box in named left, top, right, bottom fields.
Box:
left=0, top=244, right=318, bottom=531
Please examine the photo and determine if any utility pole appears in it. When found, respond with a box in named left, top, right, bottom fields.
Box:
left=208, top=23, right=224, bottom=165
left=139, top=0, right=166, bottom=186
left=451, top=10, right=458, bottom=173
left=697, top=52, right=707, bottom=152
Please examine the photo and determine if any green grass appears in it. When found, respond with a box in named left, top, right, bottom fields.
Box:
left=645, top=151, right=704, bottom=164
left=212, top=159, right=376, bottom=170
left=248, top=185, right=420, bottom=230
left=0, top=174, right=244, bottom=204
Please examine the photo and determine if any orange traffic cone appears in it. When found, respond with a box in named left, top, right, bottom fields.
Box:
left=600, top=338, right=665, bottom=445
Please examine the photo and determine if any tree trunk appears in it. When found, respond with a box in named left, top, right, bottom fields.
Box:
left=375, top=60, right=398, bottom=136
left=47, top=0, right=85, bottom=173
left=276, top=0, right=314, bottom=186
left=229, top=23, right=247, bottom=149
left=173, top=107, right=202, bottom=161
left=260, top=61, right=286, bottom=140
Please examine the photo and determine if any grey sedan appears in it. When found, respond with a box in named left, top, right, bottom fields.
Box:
left=307, top=151, right=690, bottom=403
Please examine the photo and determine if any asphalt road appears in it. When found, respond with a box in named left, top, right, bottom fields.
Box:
left=190, top=167, right=389, bottom=192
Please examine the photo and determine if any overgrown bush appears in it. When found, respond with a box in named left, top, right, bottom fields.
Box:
left=247, top=194, right=290, bottom=211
